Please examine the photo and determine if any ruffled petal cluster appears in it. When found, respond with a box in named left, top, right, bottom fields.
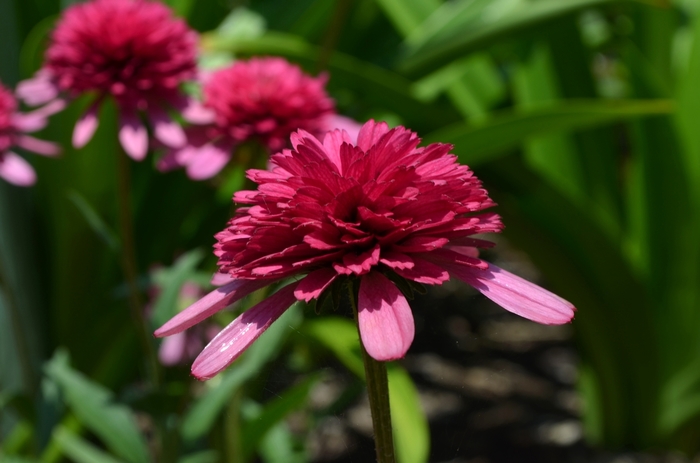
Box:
left=158, top=57, right=358, bottom=180
left=17, top=0, right=203, bottom=160
left=0, top=82, right=61, bottom=186
left=156, top=120, right=575, bottom=380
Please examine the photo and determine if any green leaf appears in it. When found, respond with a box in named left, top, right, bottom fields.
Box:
left=52, top=427, right=125, bottom=463
left=67, top=190, right=119, bottom=252
left=375, top=0, right=441, bottom=36
left=149, top=249, right=205, bottom=328
left=241, top=374, right=320, bottom=461
left=181, top=303, right=302, bottom=441
left=387, top=364, right=430, bottom=463
left=399, top=0, right=659, bottom=76
left=177, top=451, right=219, bottom=463
left=258, top=422, right=305, bottom=463
left=44, top=351, right=150, bottom=463
left=304, top=317, right=429, bottom=463
left=423, top=99, right=673, bottom=166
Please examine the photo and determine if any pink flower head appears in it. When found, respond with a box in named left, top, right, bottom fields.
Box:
left=0, top=82, right=61, bottom=186
left=17, top=0, right=206, bottom=161
left=155, top=120, right=576, bottom=380
left=157, top=57, right=357, bottom=180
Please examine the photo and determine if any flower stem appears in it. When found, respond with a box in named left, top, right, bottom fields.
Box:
left=115, top=149, right=160, bottom=387
left=347, top=281, right=396, bottom=463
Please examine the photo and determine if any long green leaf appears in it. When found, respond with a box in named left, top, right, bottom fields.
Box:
left=399, top=0, right=658, bottom=76
left=44, top=351, right=150, bottom=463
left=304, top=317, right=430, bottom=463
left=423, top=99, right=673, bottom=166
left=241, top=374, right=320, bottom=461
left=52, top=427, right=125, bottom=463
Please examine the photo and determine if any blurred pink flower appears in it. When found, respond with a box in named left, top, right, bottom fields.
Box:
left=155, top=120, right=575, bottom=380
left=0, top=82, right=61, bottom=186
left=157, top=57, right=360, bottom=180
left=17, top=0, right=207, bottom=161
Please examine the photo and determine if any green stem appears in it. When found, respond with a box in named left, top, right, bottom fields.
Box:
left=347, top=281, right=396, bottom=463
left=115, top=149, right=160, bottom=387
left=0, top=262, right=36, bottom=395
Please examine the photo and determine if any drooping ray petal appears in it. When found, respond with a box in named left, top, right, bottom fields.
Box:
left=154, top=279, right=270, bottom=337
left=150, top=108, right=187, bottom=148
left=15, top=135, right=61, bottom=156
left=72, top=104, right=100, bottom=148
left=294, top=268, right=338, bottom=302
left=119, top=111, right=149, bottom=161
left=358, top=271, right=415, bottom=361
left=191, top=282, right=299, bottom=380
left=0, top=152, right=36, bottom=186
left=185, top=143, right=232, bottom=180
left=447, top=262, right=575, bottom=325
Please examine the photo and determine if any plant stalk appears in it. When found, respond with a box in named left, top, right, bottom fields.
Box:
left=348, top=281, right=396, bottom=463
left=115, top=149, right=160, bottom=387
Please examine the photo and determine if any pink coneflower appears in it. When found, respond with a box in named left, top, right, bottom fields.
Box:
left=17, top=0, right=207, bottom=160
left=157, top=57, right=358, bottom=180
left=0, top=82, right=61, bottom=186
left=155, top=120, right=575, bottom=380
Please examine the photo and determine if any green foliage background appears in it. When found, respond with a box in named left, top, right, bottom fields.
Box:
left=2, top=0, right=700, bottom=461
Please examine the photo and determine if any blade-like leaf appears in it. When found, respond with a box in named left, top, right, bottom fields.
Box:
left=52, top=426, right=125, bottom=463
left=149, top=249, right=205, bottom=328
left=67, top=190, right=119, bottom=252
left=241, top=374, right=320, bottom=461
left=423, top=99, right=673, bottom=166
left=399, top=0, right=660, bottom=76
left=44, top=351, right=150, bottom=463
left=304, top=317, right=430, bottom=463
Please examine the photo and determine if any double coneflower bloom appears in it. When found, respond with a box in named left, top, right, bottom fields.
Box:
left=158, top=57, right=359, bottom=180
left=156, top=120, right=575, bottom=380
left=18, top=0, right=206, bottom=160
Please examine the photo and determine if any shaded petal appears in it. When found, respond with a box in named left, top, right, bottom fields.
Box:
left=393, top=256, right=449, bottom=285
left=448, top=262, right=575, bottom=325
left=191, top=282, right=299, bottom=379
left=12, top=100, right=67, bottom=132
left=356, top=119, right=390, bottom=152
left=72, top=104, right=100, bottom=148
left=119, top=111, right=148, bottom=160
left=180, top=98, right=216, bottom=124
left=324, top=115, right=362, bottom=144
left=294, top=268, right=338, bottom=302
left=154, top=279, right=270, bottom=337
left=358, top=271, right=415, bottom=361
left=15, top=135, right=61, bottom=156
left=0, top=151, right=36, bottom=186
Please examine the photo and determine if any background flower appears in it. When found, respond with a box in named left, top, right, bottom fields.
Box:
left=0, top=81, right=61, bottom=186
left=156, top=120, right=575, bottom=380
left=157, top=57, right=359, bottom=180
left=17, top=0, right=204, bottom=160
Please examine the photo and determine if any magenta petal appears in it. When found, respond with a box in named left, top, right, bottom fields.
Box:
left=180, top=99, right=216, bottom=124
left=158, top=333, right=187, bottom=366
left=449, top=262, right=575, bottom=325
left=0, top=151, right=36, bottom=186
left=154, top=279, right=270, bottom=337
left=16, top=71, right=59, bottom=106
left=119, top=111, right=148, bottom=160
left=358, top=271, right=415, bottom=361
left=294, top=268, right=338, bottom=302
left=211, top=272, right=234, bottom=286
left=12, top=100, right=67, bottom=133
left=15, top=135, right=61, bottom=157
left=393, top=256, right=449, bottom=285
left=151, top=110, right=187, bottom=148
left=72, top=105, right=100, bottom=148
left=191, top=282, right=299, bottom=380
left=185, top=143, right=232, bottom=180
